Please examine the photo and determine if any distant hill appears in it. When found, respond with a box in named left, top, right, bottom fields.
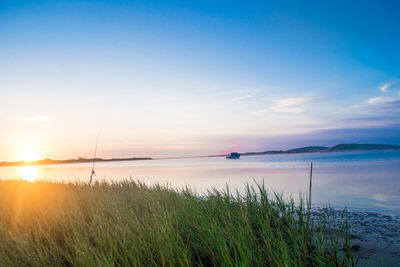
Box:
left=241, top=150, right=283, bottom=156
left=227, top=143, right=400, bottom=158
left=328, top=143, right=400, bottom=152
left=285, top=146, right=328, bottom=153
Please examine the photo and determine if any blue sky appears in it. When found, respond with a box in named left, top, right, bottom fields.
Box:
left=0, top=0, right=399, bottom=160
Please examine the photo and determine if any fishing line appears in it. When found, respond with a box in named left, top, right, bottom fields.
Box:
left=90, top=120, right=103, bottom=184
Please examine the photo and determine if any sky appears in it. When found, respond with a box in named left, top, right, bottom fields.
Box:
left=1, top=0, right=400, bottom=161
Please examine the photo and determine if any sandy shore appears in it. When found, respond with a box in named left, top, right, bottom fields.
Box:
left=312, top=207, right=400, bottom=266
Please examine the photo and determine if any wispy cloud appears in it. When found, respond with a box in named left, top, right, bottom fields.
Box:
left=232, top=94, right=252, bottom=102
left=271, top=97, right=309, bottom=113
left=366, top=97, right=388, bottom=105
left=379, top=83, right=390, bottom=93
left=352, top=95, right=400, bottom=109
left=365, top=95, right=400, bottom=106
left=8, top=116, right=53, bottom=122
left=351, top=95, right=400, bottom=118
left=253, top=97, right=310, bottom=115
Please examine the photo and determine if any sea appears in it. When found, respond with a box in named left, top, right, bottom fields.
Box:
left=1, top=150, right=399, bottom=215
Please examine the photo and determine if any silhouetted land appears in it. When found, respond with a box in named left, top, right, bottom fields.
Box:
left=0, top=157, right=152, bottom=167
left=239, top=143, right=400, bottom=157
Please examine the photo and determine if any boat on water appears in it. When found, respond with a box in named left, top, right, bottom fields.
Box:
left=226, top=152, right=240, bottom=159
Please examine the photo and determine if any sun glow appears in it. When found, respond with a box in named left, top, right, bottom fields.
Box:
left=19, top=166, right=37, bottom=182
left=17, top=148, right=40, bottom=162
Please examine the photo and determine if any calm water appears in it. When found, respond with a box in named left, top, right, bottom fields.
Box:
left=1, top=150, right=399, bottom=215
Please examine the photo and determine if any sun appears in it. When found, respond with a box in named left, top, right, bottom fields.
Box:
left=17, top=148, right=40, bottom=162
left=19, top=166, right=37, bottom=182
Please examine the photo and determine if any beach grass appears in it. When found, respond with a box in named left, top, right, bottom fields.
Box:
left=0, top=180, right=355, bottom=266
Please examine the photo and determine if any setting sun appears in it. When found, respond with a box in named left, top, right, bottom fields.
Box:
left=19, top=166, right=38, bottom=182
left=17, top=148, right=40, bottom=162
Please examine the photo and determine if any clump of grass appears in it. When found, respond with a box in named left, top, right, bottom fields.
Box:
left=0, top=180, right=355, bottom=266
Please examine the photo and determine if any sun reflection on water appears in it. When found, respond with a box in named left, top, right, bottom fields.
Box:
left=19, top=166, right=37, bottom=182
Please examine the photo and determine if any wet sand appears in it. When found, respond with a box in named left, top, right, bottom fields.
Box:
left=313, top=207, right=400, bottom=266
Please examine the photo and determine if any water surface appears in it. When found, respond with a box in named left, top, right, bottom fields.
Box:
left=1, top=150, right=399, bottom=215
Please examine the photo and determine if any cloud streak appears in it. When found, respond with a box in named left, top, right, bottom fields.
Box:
left=253, top=97, right=310, bottom=115
left=347, top=95, right=400, bottom=127
left=366, top=97, right=389, bottom=105
left=365, top=96, right=400, bottom=106
left=270, top=97, right=308, bottom=113
left=352, top=95, right=400, bottom=109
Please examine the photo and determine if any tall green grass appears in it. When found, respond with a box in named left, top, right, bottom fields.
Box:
left=0, top=180, right=354, bottom=266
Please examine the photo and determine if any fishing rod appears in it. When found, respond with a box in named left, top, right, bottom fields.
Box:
left=89, top=123, right=101, bottom=184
